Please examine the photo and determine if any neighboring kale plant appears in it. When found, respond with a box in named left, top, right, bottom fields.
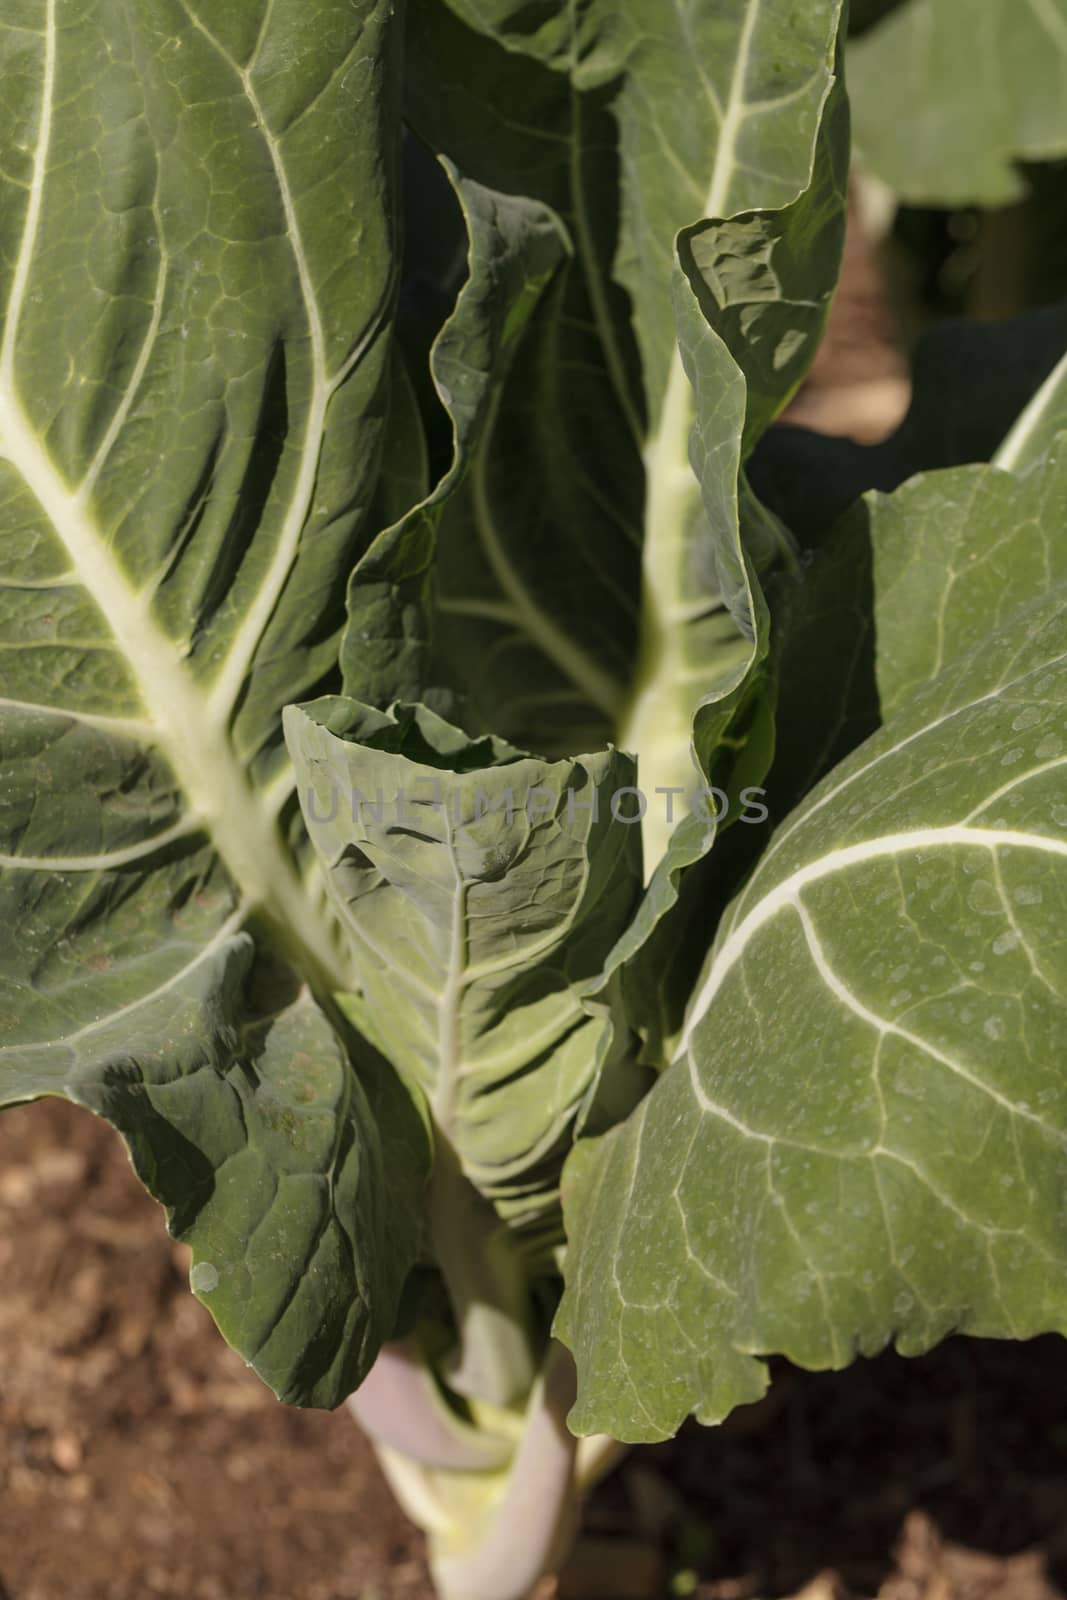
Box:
left=1, top=4, right=1066, bottom=1599
left=849, top=0, right=1067, bottom=207
left=846, top=0, right=1067, bottom=320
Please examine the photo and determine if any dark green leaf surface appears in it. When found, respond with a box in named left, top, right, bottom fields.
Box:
left=398, top=5, right=645, bottom=754
left=849, top=0, right=903, bottom=32
left=0, top=0, right=427, bottom=1406
left=342, top=169, right=570, bottom=724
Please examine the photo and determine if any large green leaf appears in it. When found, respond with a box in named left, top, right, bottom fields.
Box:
left=0, top=0, right=428, bottom=1406
left=850, top=0, right=1067, bottom=205
left=761, top=382, right=1067, bottom=832
left=558, top=448, right=1067, bottom=1442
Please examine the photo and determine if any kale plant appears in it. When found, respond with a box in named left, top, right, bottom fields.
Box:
left=2, top=3, right=1066, bottom=1597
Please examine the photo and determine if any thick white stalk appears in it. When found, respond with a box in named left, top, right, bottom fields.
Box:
left=348, top=1340, right=515, bottom=1472
left=429, top=1139, right=536, bottom=1409
left=361, top=1345, right=628, bottom=1599
left=423, top=1343, right=582, bottom=1600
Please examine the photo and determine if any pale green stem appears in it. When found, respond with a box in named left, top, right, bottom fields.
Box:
left=369, top=1343, right=591, bottom=1600
left=430, top=1138, right=536, bottom=1409
left=616, top=347, right=707, bottom=877
left=354, top=1340, right=629, bottom=1598
left=348, top=1339, right=515, bottom=1472
left=431, top=1343, right=580, bottom=1600
left=613, top=0, right=761, bottom=877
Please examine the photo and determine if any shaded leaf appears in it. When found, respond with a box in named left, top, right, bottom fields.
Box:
left=398, top=4, right=645, bottom=753
left=437, top=0, right=845, bottom=423
left=341, top=168, right=569, bottom=723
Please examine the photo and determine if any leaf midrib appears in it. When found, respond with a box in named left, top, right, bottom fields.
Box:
left=0, top=0, right=354, bottom=993
left=0, top=380, right=347, bottom=989
left=681, top=824, right=1067, bottom=1053
left=618, top=0, right=767, bottom=870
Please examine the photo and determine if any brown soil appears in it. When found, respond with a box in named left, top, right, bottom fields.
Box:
left=4, top=1098, right=1067, bottom=1600
left=0, top=1099, right=431, bottom=1600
